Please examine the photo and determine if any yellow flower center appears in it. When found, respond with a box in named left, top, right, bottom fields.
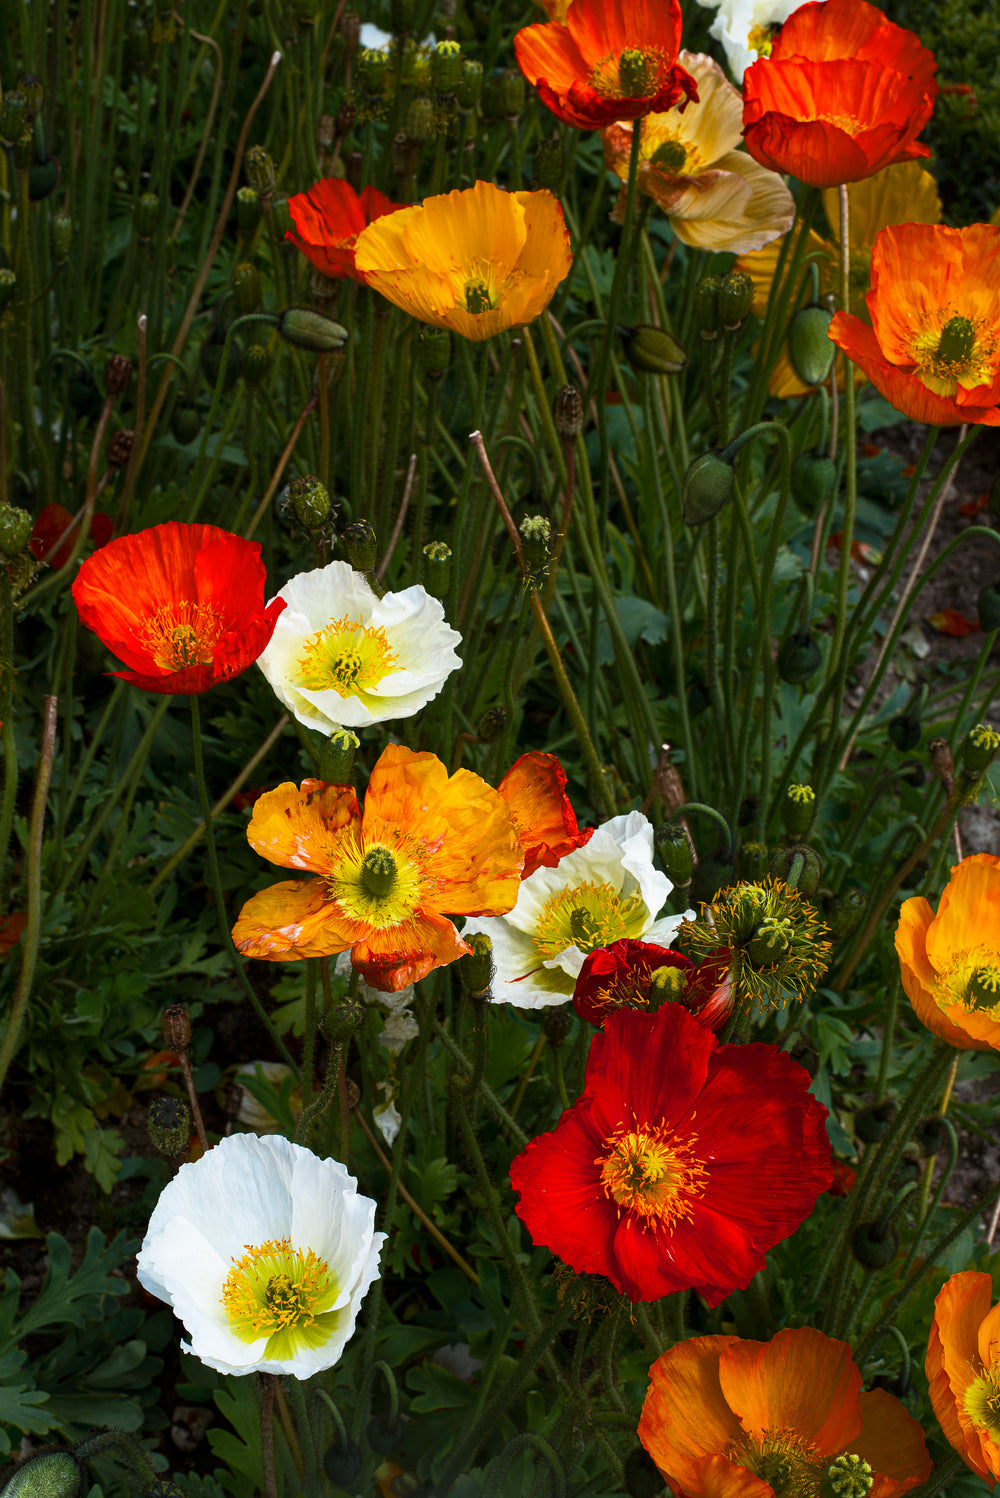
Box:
left=729, top=1432, right=824, bottom=1498
left=588, top=47, right=665, bottom=100
left=328, top=837, right=423, bottom=929
left=909, top=309, right=998, bottom=398
left=816, top=111, right=863, bottom=137
left=597, top=1124, right=707, bottom=1226
left=938, top=947, right=1000, bottom=1016
left=532, top=879, right=648, bottom=961
left=221, top=1236, right=342, bottom=1358
left=649, top=137, right=688, bottom=174
left=965, top=1361, right=1000, bottom=1440
left=143, top=601, right=223, bottom=671
left=464, top=277, right=497, bottom=314
left=747, top=22, right=778, bottom=56
left=296, top=615, right=398, bottom=696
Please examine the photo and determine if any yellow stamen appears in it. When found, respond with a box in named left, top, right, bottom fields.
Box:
left=909, top=309, right=998, bottom=397
left=532, top=879, right=648, bottom=961
left=296, top=615, right=398, bottom=696
left=143, top=601, right=223, bottom=671
left=597, top=1124, right=707, bottom=1226
left=327, top=837, right=423, bottom=928
left=221, top=1236, right=341, bottom=1357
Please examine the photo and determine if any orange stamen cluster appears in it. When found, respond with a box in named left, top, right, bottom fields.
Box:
left=598, top=1124, right=707, bottom=1227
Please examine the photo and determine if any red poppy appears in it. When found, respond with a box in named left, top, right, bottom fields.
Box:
left=0, top=912, right=27, bottom=960
left=71, top=522, right=285, bottom=695
left=829, top=1159, right=857, bottom=1196
left=514, top=0, right=698, bottom=132
left=742, top=0, right=937, bottom=189
left=30, top=503, right=114, bottom=569
left=508, top=1004, right=832, bottom=1303
left=497, top=752, right=593, bottom=879
left=286, top=179, right=403, bottom=283
left=572, top=937, right=694, bottom=1026
left=928, top=609, right=979, bottom=638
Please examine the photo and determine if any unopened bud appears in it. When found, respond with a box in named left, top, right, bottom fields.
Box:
left=791, top=451, right=836, bottom=517
left=0, top=91, right=28, bottom=145
left=519, top=514, right=551, bottom=574
left=406, top=96, right=434, bottom=142
left=769, top=843, right=822, bottom=896
left=232, top=260, right=262, bottom=314
left=782, top=783, right=815, bottom=838
left=286, top=474, right=330, bottom=529
left=459, top=933, right=493, bottom=998
left=477, top=706, right=506, bottom=742
left=622, top=323, right=685, bottom=375
left=278, top=306, right=349, bottom=352
left=324, top=1435, right=364, bottom=1488
left=318, top=728, right=359, bottom=784
left=0, top=268, right=17, bottom=308
left=106, top=428, right=134, bottom=468
left=416, top=326, right=451, bottom=377
left=432, top=39, right=463, bottom=93
left=367, top=1413, right=405, bottom=1457
left=324, top=994, right=365, bottom=1043
left=825, top=886, right=865, bottom=940
left=457, top=58, right=483, bottom=110
left=421, top=541, right=451, bottom=599
left=0, top=1448, right=85, bottom=1498
left=29, top=154, right=60, bottom=202
left=854, top=1098, right=895, bottom=1142
left=532, top=136, right=563, bottom=189
left=49, top=211, right=72, bottom=264
left=739, top=840, right=770, bottom=880
left=341, top=518, right=377, bottom=573
left=236, top=185, right=262, bottom=232
left=693, top=275, right=721, bottom=339
left=542, top=1006, right=572, bottom=1046
left=654, top=822, right=693, bottom=886
left=170, top=403, right=201, bottom=445
left=499, top=67, right=525, bottom=119
left=0, top=505, right=33, bottom=558
left=358, top=48, right=391, bottom=98
left=960, top=722, right=1000, bottom=775
left=162, top=1003, right=192, bottom=1050
left=851, top=1220, right=898, bottom=1268
left=146, top=1095, right=192, bottom=1157
left=553, top=384, right=583, bottom=441
left=787, top=304, right=835, bottom=387
left=718, top=270, right=754, bottom=330
left=244, top=144, right=276, bottom=198
left=682, top=451, right=734, bottom=525
left=241, top=342, right=270, bottom=383
left=776, top=630, right=821, bottom=684
left=134, top=191, right=160, bottom=240
left=888, top=712, right=921, bottom=752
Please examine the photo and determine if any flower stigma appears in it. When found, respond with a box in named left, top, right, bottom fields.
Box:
left=464, top=277, right=497, bottom=314
left=597, top=1125, right=707, bottom=1226
left=143, top=601, right=223, bottom=671
left=221, top=1235, right=342, bottom=1356
left=533, top=879, right=647, bottom=961
left=650, top=137, right=688, bottom=173
left=910, top=310, right=997, bottom=395
left=296, top=615, right=398, bottom=696
left=328, top=838, right=423, bottom=928
left=618, top=47, right=663, bottom=97
left=747, top=22, right=779, bottom=57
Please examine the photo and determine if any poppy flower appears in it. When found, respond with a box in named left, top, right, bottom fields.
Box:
left=71, top=521, right=285, bottom=695
left=30, top=503, right=114, bottom=569
left=255, top=559, right=461, bottom=732
left=926, top=1271, right=1000, bottom=1484
left=742, top=0, right=937, bottom=190
left=640, top=1326, right=930, bottom=1495
left=694, top=0, right=805, bottom=81
left=895, top=852, right=1000, bottom=1051
left=681, top=878, right=831, bottom=1013
left=354, top=181, right=572, bottom=341
left=462, top=810, right=684, bottom=1008
left=602, top=53, right=794, bottom=254
left=136, top=1133, right=385, bottom=1378
left=497, top=751, right=593, bottom=879
left=829, top=223, right=1000, bottom=427
left=231, top=744, right=523, bottom=992
left=508, top=1005, right=832, bottom=1302
left=514, top=0, right=698, bottom=131
left=286, top=178, right=403, bottom=284
left=571, top=937, right=696, bottom=1026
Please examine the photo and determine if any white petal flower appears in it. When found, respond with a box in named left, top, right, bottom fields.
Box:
left=256, top=560, right=462, bottom=732
left=695, top=0, right=804, bottom=79
left=463, top=811, right=687, bottom=1009
left=136, top=1133, right=385, bottom=1379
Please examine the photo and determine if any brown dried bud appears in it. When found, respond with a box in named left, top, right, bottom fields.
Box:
left=162, top=1003, right=192, bottom=1051
left=553, top=384, right=583, bottom=441
left=345, top=151, right=364, bottom=192
left=106, top=428, right=134, bottom=468
left=340, top=11, right=361, bottom=56
left=334, top=101, right=355, bottom=139
left=104, top=353, right=133, bottom=396
left=928, top=736, right=955, bottom=793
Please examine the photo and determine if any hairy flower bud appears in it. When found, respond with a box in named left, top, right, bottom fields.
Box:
left=459, top=933, right=494, bottom=998
left=776, top=630, right=821, bottom=684
left=0, top=1448, right=85, bottom=1498
left=421, top=540, right=451, bottom=599
left=278, top=306, right=349, bottom=352
left=341, top=519, right=377, bottom=573
left=324, top=1434, right=363, bottom=1486
left=693, top=275, right=721, bottom=340
left=851, top=1220, right=898, bottom=1268
left=790, top=452, right=836, bottom=517
left=622, top=323, right=686, bottom=375
left=888, top=711, right=921, bottom=752
left=0, top=505, right=34, bottom=558
left=244, top=144, right=276, bottom=199
left=286, top=474, right=330, bottom=529
left=532, top=136, right=564, bottom=189
left=170, top=403, right=201, bottom=445
left=162, top=1003, right=192, bottom=1051
left=232, top=260, right=262, bottom=314
left=682, top=451, right=734, bottom=525
left=553, top=384, right=583, bottom=440
left=236, top=185, right=262, bottom=232
left=788, top=304, right=835, bottom=387
left=477, top=705, right=506, bottom=742
left=318, top=728, right=359, bottom=784
left=654, top=821, right=693, bottom=886
left=718, top=270, right=754, bottom=330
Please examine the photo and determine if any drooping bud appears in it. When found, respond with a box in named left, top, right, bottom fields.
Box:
left=421, top=541, right=451, bottom=599
left=682, top=451, right=734, bottom=525
left=787, top=304, right=835, bottom=387
left=776, top=630, right=821, bottom=684
left=170, top=403, right=201, bottom=445
left=790, top=451, right=836, bottom=517
left=738, top=840, right=770, bottom=880
left=854, top=1098, right=895, bottom=1143
left=432, top=39, right=463, bottom=94
left=104, top=353, right=133, bottom=396
left=146, top=1095, right=192, bottom=1157
left=769, top=843, right=822, bottom=897
left=0, top=268, right=17, bottom=308
left=457, top=58, right=484, bottom=110
left=621, top=323, right=686, bottom=375
left=519, top=514, right=551, bottom=574
left=341, top=519, right=378, bottom=573
left=278, top=306, right=349, bottom=352
left=286, top=474, right=331, bottom=529
left=318, top=728, right=359, bottom=784
left=49, top=212, right=72, bottom=264
left=718, top=270, right=754, bottom=330
left=477, top=706, right=506, bottom=742
left=959, top=722, right=1000, bottom=775
left=850, top=1221, right=898, bottom=1268
left=106, top=429, right=134, bottom=468
left=915, top=1114, right=952, bottom=1156
left=825, top=886, right=865, bottom=940
left=653, top=822, right=693, bottom=886
left=459, top=933, right=494, bottom=999
left=243, top=144, right=276, bottom=199
left=782, top=783, right=815, bottom=838
left=888, top=712, right=921, bottom=752
left=0, top=92, right=28, bottom=146
left=693, top=275, right=721, bottom=340
left=415, top=326, right=451, bottom=378
left=367, top=1413, right=405, bottom=1456
left=162, top=1003, right=192, bottom=1050
left=0, top=1448, right=85, bottom=1498
left=133, top=191, right=160, bottom=241
left=236, top=185, right=263, bottom=232
left=232, top=260, right=262, bottom=314
left=324, top=1434, right=364, bottom=1487
left=532, top=136, right=564, bottom=190
left=28, top=153, right=60, bottom=202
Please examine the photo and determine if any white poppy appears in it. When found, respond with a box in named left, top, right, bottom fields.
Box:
left=136, top=1133, right=385, bottom=1378
left=462, top=811, right=687, bottom=1009
left=694, top=0, right=804, bottom=80
left=256, top=560, right=462, bottom=732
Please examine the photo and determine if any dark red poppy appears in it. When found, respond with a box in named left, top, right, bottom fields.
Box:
left=509, top=1004, right=832, bottom=1303
left=286, top=178, right=403, bottom=283
left=497, top=752, right=593, bottom=879
left=30, top=503, right=114, bottom=570
left=71, top=522, right=285, bottom=695
left=572, top=938, right=694, bottom=1025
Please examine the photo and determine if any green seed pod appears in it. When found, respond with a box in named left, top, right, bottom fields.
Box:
left=854, top=1098, right=895, bottom=1143
left=414, top=326, right=450, bottom=380
left=0, top=91, right=28, bottom=146
left=553, top=384, right=583, bottom=440
left=432, top=39, right=463, bottom=93
left=739, top=840, right=770, bottom=880
left=134, top=191, right=160, bottom=240
left=459, top=933, right=494, bottom=998
left=278, top=306, right=349, bottom=352
left=0, top=1449, right=85, bottom=1498
left=960, top=722, right=1000, bottom=775
left=977, top=584, right=1000, bottom=632
left=622, top=323, right=686, bottom=375
left=146, top=1095, right=191, bottom=1157
left=405, top=96, right=434, bottom=143
left=358, top=47, right=391, bottom=97
left=653, top=822, right=693, bottom=886
left=0, top=504, right=34, bottom=558
left=0, top=268, right=16, bottom=309
left=782, top=783, right=816, bottom=838
left=49, top=211, right=72, bottom=264
left=826, top=1454, right=874, bottom=1498
left=693, top=275, right=721, bottom=340
left=324, top=993, right=365, bottom=1043
left=422, top=541, right=451, bottom=600
left=543, top=1006, right=572, bottom=1047
left=244, top=143, right=276, bottom=197
left=682, top=452, right=734, bottom=525
left=787, top=304, right=835, bottom=387
left=776, top=629, right=821, bottom=684
left=28, top=155, right=60, bottom=201
left=769, top=843, right=823, bottom=897
left=341, top=519, right=378, bottom=573
left=170, top=402, right=201, bottom=445
left=318, top=728, right=359, bottom=783
left=790, top=451, right=836, bottom=517
left=236, top=185, right=263, bottom=232
left=532, top=136, right=564, bottom=190
left=500, top=67, right=526, bottom=118
left=477, top=706, right=506, bottom=742
left=825, top=886, right=865, bottom=941
left=718, top=270, right=754, bottom=330
left=520, top=514, right=552, bottom=574
left=457, top=58, right=484, bottom=110
left=240, top=341, right=270, bottom=383
left=888, top=712, right=921, bottom=752
left=232, top=260, right=262, bottom=314
left=286, top=475, right=331, bottom=529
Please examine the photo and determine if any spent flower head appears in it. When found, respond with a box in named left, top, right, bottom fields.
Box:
left=681, top=877, right=831, bottom=1013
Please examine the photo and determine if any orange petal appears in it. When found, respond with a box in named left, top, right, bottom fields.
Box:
left=245, top=780, right=361, bottom=873
left=349, top=910, right=470, bottom=992
left=639, top=1336, right=745, bottom=1490
left=232, top=879, right=360, bottom=960
left=854, top=1389, right=931, bottom=1497
left=719, top=1328, right=863, bottom=1456
left=926, top=1272, right=995, bottom=1481
left=925, top=854, right=1000, bottom=973
left=498, top=751, right=593, bottom=878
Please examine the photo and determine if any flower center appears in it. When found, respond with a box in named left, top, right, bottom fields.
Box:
left=143, top=601, right=223, bottom=672
left=588, top=47, right=665, bottom=100
left=729, top=1432, right=823, bottom=1498
left=464, top=277, right=497, bottom=314
left=747, top=21, right=779, bottom=56
left=649, top=137, right=687, bottom=173
left=296, top=615, right=398, bottom=696
left=816, top=111, right=863, bottom=137
left=965, top=1361, right=1000, bottom=1440
left=597, top=1124, right=707, bottom=1225
left=360, top=846, right=398, bottom=900
left=909, top=309, right=998, bottom=396
left=221, top=1236, right=340, bottom=1356
left=328, top=838, right=423, bottom=929
left=937, top=946, right=1000, bottom=1016
left=533, top=879, right=648, bottom=960
left=968, top=964, right=1000, bottom=1010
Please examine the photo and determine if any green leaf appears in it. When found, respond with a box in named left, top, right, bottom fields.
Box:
left=406, top=1360, right=480, bottom=1414
left=0, top=1348, right=53, bottom=1453
left=209, top=1380, right=268, bottom=1497
left=13, top=1228, right=131, bottom=1341
left=82, top=1126, right=125, bottom=1194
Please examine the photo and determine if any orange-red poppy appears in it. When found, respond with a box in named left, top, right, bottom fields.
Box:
left=497, top=751, right=593, bottom=879
left=354, top=181, right=572, bottom=341
left=742, top=0, right=937, bottom=189
left=926, top=1271, right=1000, bottom=1485
left=640, top=1327, right=931, bottom=1498
left=232, top=745, right=524, bottom=992
left=286, top=178, right=403, bottom=284
left=895, top=852, right=1000, bottom=1051
left=514, top=0, right=697, bottom=132
left=71, top=522, right=286, bottom=695
left=829, top=223, right=1000, bottom=427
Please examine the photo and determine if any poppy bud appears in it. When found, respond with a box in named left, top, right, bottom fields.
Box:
left=622, top=323, right=686, bottom=375
left=915, top=1114, right=952, bottom=1156
left=769, top=843, right=822, bottom=897
left=106, top=429, right=134, bottom=468
left=787, top=305, right=835, bottom=387
left=162, top=1003, right=192, bottom=1050
left=341, top=519, right=377, bottom=573
left=0, top=505, right=33, bottom=558
left=457, top=58, right=484, bottom=110
left=738, top=840, right=770, bottom=880
left=776, top=630, right=821, bottom=684
left=49, top=211, right=72, bottom=264
left=324, top=994, right=365, bottom=1043
left=782, top=783, right=815, bottom=838
left=232, top=261, right=262, bottom=314
left=693, top=276, right=721, bottom=339
left=240, top=342, right=270, bottom=384
left=682, top=451, right=734, bottom=525
left=29, top=155, right=60, bottom=202
left=367, top=1414, right=405, bottom=1456
left=416, top=326, right=451, bottom=378
left=500, top=67, right=525, bottom=119
left=324, top=1435, right=363, bottom=1486
left=543, top=1006, right=572, bottom=1047
left=278, top=306, right=348, bottom=352
left=790, top=451, right=836, bottom=517
left=520, top=514, right=551, bottom=574
left=405, top=96, right=434, bottom=142
left=888, top=712, right=921, bottom=752
left=285, top=475, right=330, bottom=532
left=146, top=1095, right=192, bottom=1157
left=170, top=403, right=201, bottom=445
left=134, top=191, right=159, bottom=241
left=977, top=583, right=1000, bottom=632
left=718, top=270, right=754, bottom=330
left=825, top=886, right=865, bottom=941
left=854, top=1098, right=895, bottom=1143
left=318, top=728, right=359, bottom=784
left=358, top=49, right=391, bottom=98
left=432, top=39, right=463, bottom=93
left=0, top=92, right=28, bottom=145
left=105, top=353, right=133, bottom=396
left=459, top=933, right=494, bottom=999
left=654, top=821, right=693, bottom=886
left=960, top=721, right=1000, bottom=775
left=477, top=706, right=506, bottom=742
left=244, top=144, right=276, bottom=198
left=0, top=1448, right=85, bottom=1498
left=236, top=185, right=262, bottom=232
left=421, top=541, right=451, bottom=599
left=532, top=136, right=563, bottom=190
left=16, top=73, right=44, bottom=122
left=0, top=268, right=17, bottom=308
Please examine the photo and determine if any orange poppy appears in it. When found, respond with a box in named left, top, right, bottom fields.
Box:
left=71, top=522, right=286, bottom=695
left=513, top=0, right=697, bottom=132
left=829, top=224, right=1000, bottom=427
left=497, top=751, right=593, bottom=878
left=741, top=0, right=937, bottom=189
left=353, top=181, right=572, bottom=342
left=286, top=178, right=402, bottom=284
left=895, top=852, right=1000, bottom=1051
left=232, top=745, right=524, bottom=992
left=926, top=1271, right=1000, bottom=1485
left=640, top=1327, right=931, bottom=1498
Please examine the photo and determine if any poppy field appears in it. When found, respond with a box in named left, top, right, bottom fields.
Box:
left=2, top=0, right=1000, bottom=1494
